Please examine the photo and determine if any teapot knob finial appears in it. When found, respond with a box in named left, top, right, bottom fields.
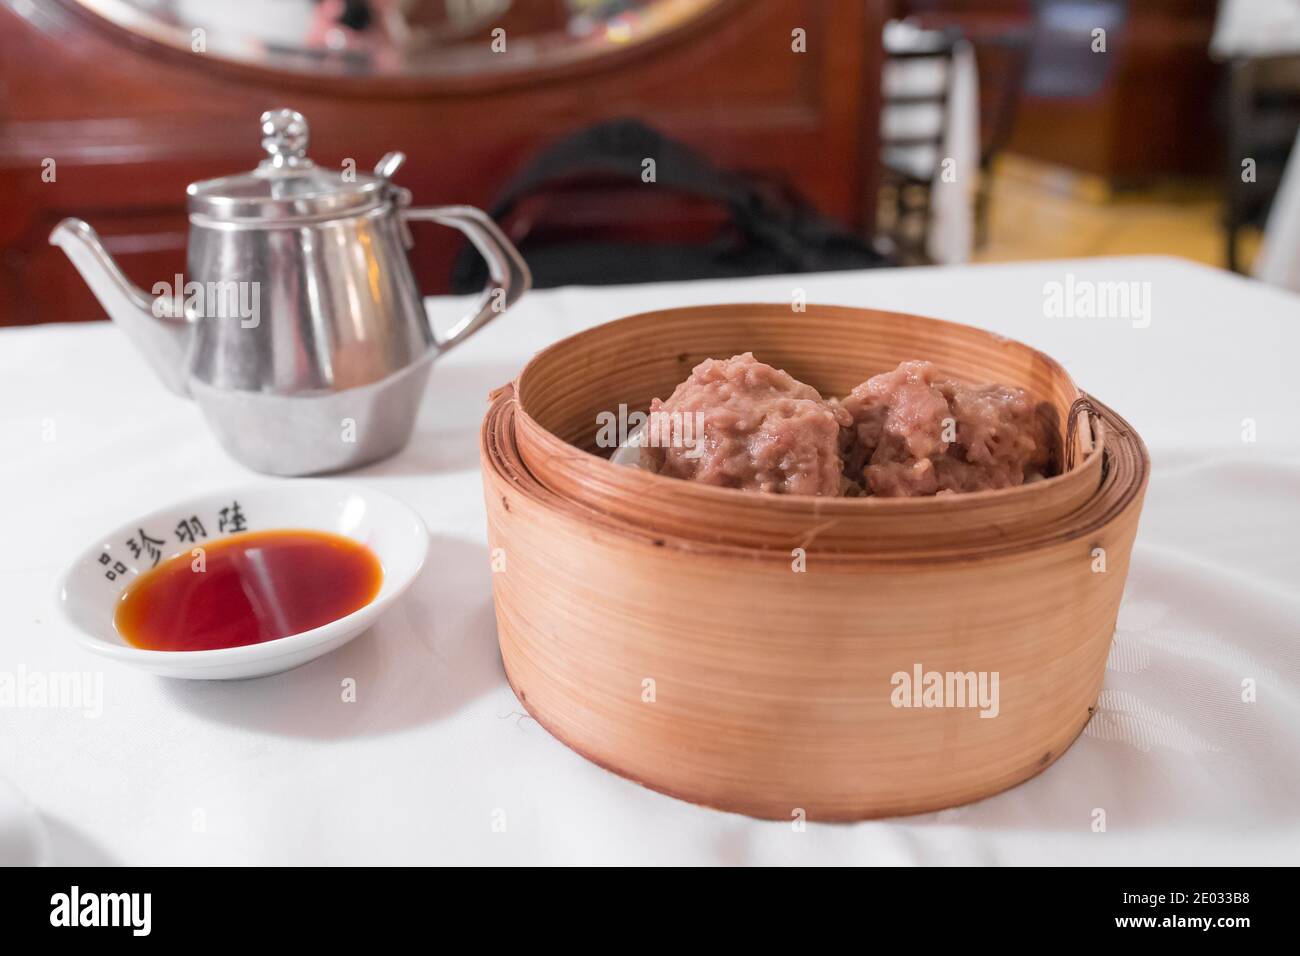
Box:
left=260, top=108, right=310, bottom=168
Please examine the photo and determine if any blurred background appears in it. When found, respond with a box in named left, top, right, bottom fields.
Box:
left=1, top=0, right=1297, bottom=326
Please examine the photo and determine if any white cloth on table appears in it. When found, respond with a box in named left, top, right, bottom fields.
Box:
left=0, top=776, right=49, bottom=866
left=1, top=258, right=1298, bottom=864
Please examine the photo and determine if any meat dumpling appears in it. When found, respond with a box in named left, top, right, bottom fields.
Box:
left=640, top=352, right=850, bottom=496
left=836, top=360, right=1056, bottom=497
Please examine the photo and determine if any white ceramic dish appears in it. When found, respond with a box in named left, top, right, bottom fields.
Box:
left=609, top=424, right=645, bottom=469
left=57, top=481, right=428, bottom=680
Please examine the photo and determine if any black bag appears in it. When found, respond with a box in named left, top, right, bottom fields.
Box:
left=451, top=119, right=886, bottom=293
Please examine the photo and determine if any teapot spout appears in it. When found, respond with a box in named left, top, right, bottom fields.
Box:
left=49, top=218, right=190, bottom=396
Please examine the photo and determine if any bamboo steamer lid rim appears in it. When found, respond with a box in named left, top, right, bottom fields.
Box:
left=485, top=386, right=1148, bottom=566
left=510, top=302, right=1106, bottom=515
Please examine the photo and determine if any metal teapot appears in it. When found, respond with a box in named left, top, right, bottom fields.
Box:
left=51, top=108, right=530, bottom=475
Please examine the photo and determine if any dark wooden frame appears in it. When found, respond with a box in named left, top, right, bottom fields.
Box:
left=44, top=0, right=747, bottom=97
left=0, top=0, right=885, bottom=325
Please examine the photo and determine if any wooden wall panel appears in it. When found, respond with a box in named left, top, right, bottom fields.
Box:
left=902, top=0, right=1222, bottom=181
left=0, top=0, right=884, bottom=326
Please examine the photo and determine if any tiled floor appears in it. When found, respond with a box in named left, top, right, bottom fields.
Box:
left=973, top=155, right=1262, bottom=270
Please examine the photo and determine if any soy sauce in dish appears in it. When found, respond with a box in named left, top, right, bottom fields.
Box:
left=114, top=529, right=383, bottom=651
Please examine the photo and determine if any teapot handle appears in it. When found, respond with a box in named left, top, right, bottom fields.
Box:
left=400, top=206, right=530, bottom=354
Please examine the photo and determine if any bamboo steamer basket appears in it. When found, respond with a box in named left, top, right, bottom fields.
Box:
left=513, top=305, right=1105, bottom=553
left=480, top=305, right=1148, bottom=820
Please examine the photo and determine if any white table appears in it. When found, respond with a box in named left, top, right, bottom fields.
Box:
left=2, top=257, right=1298, bottom=866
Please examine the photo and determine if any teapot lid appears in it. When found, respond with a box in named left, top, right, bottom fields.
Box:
left=186, top=109, right=401, bottom=222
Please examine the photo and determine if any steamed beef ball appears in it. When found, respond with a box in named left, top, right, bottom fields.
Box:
left=837, top=360, right=1053, bottom=497
left=640, top=353, right=850, bottom=496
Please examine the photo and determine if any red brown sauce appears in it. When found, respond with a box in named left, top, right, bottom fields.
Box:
left=114, top=529, right=383, bottom=651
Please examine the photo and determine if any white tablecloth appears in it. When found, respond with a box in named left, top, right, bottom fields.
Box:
left=2, top=257, right=1298, bottom=866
